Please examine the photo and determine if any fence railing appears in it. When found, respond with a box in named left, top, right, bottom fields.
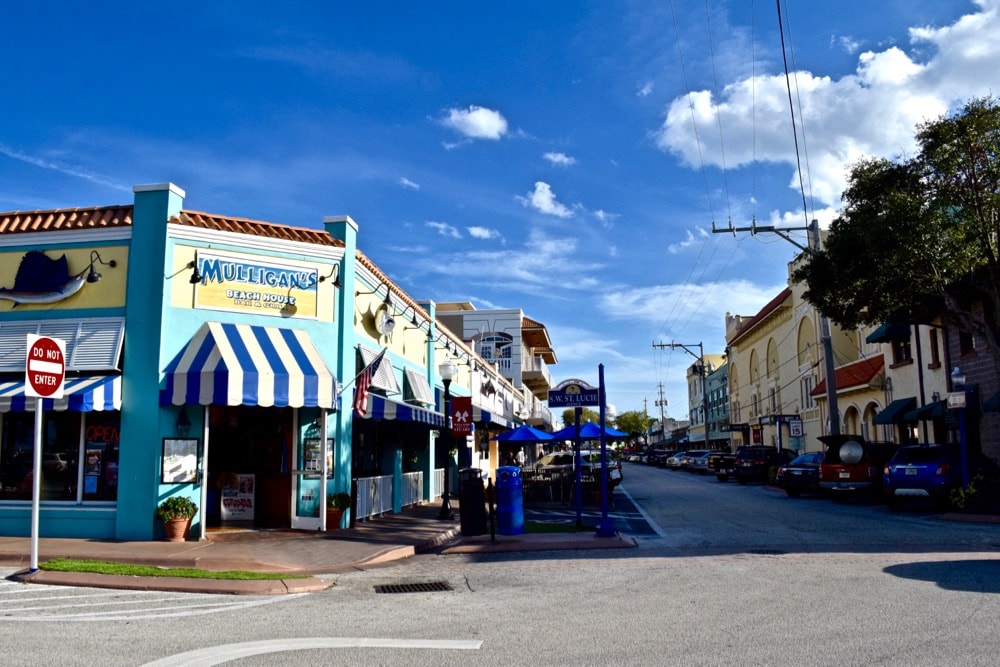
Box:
left=353, top=470, right=433, bottom=521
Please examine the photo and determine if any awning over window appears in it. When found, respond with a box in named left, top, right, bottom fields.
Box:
left=403, top=367, right=434, bottom=406
left=0, top=374, right=121, bottom=412
left=160, top=322, right=338, bottom=408
left=359, top=344, right=399, bottom=394
left=358, top=394, right=444, bottom=426
left=0, top=317, right=125, bottom=372
left=473, top=405, right=513, bottom=428
left=872, top=397, right=917, bottom=425
left=903, top=399, right=947, bottom=422
left=866, top=321, right=911, bottom=344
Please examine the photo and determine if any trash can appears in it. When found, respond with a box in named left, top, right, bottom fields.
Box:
left=458, top=468, right=488, bottom=536
left=495, top=465, right=524, bottom=535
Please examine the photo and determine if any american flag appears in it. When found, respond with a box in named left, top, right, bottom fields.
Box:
left=352, top=348, right=386, bottom=418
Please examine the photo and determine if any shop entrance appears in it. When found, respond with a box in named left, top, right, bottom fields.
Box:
left=205, top=405, right=292, bottom=529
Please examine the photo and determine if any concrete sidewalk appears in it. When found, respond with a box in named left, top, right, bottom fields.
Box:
left=1, top=501, right=635, bottom=595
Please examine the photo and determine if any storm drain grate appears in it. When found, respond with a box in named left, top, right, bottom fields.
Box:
left=374, top=581, right=453, bottom=594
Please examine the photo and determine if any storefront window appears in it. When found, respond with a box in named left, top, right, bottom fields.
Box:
left=0, top=412, right=119, bottom=502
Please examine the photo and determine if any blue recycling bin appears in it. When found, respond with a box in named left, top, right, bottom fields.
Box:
left=495, top=465, right=524, bottom=535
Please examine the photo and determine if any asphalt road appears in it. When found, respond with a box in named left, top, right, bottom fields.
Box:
left=1, top=462, right=997, bottom=666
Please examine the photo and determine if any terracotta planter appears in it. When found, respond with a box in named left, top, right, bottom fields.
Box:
left=163, top=517, right=192, bottom=542
left=326, top=508, right=345, bottom=531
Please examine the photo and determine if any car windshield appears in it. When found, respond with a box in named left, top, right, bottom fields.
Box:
left=789, top=453, right=822, bottom=465
left=892, top=446, right=948, bottom=464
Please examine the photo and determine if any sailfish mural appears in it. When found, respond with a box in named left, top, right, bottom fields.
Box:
left=0, top=251, right=89, bottom=307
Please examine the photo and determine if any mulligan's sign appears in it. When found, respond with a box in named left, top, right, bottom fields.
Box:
left=192, top=250, right=320, bottom=318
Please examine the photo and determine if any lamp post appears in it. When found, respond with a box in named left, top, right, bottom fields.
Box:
left=950, top=366, right=969, bottom=490
left=438, top=359, right=458, bottom=520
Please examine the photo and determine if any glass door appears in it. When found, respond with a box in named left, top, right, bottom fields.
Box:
left=290, top=411, right=328, bottom=530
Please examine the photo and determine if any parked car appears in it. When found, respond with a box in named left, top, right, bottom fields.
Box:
left=707, top=451, right=736, bottom=482
left=655, top=450, right=679, bottom=468
left=818, top=435, right=896, bottom=496
left=774, top=452, right=824, bottom=497
left=665, top=451, right=688, bottom=469
left=734, top=446, right=794, bottom=483
left=882, top=443, right=962, bottom=509
left=688, top=451, right=713, bottom=474
left=680, top=450, right=710, bottom=471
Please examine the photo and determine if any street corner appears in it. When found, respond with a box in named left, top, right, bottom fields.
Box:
left=441, top=531, right=637, bottom=554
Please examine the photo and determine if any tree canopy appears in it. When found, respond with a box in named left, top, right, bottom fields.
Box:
left=615, top=410, right=654, bottom=441
left=560, top=407, right=600, bottom=427
left=792, top=96, right=1000, bottom=372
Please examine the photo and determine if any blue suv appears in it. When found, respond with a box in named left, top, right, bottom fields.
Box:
left=882, top=444, right=962, bottom=509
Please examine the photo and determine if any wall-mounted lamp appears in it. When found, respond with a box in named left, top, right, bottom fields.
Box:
left=319, top=264, right=341, bottom=288
left=176, top=406, right=192, bottom=438
left=85, top=250, right=117, bottom=283
left=951, top=366, right=966, bottom=389
left=187, top=251, right=203, bottom=284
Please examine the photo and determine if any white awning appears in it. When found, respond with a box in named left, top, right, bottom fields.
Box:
left=0, top=317, right=124, bottom=372
left=403, top=367, right=434, bottom=406
left=359, top=344, right=399, bottom=394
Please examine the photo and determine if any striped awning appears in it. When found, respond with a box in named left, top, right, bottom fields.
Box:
left=359, top=394, right=444, bottom=426
left=0, top=374, right=121, bottom=412
left=473, top=405, right=513, bottom=428
left=160, top=322, right=338, bottom=408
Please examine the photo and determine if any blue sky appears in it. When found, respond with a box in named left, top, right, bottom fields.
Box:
left=2, top=1, right=997, bottom=422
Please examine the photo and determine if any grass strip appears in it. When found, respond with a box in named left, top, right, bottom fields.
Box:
left=523, top=521, right=593, bottom=534
left=40, top=558, right=307, bottom=581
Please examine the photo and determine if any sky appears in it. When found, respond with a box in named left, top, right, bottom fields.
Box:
left=2, top=1, right=999, bottom=423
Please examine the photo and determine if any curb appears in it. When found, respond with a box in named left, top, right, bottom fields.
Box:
left=10, top=568, right=331, bottom=595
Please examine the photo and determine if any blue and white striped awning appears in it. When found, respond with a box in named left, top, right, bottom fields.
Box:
left=160, top=322, right=338, bottom=408
left=0, top=374, right=121, bottom=412
left=473, top=405, right=513, bottom=428
left=359, top=394, right=444, bottom=426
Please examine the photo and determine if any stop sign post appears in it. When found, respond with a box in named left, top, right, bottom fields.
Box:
left=25, top=334, right=66, bottom=573
left=25, top=334, right=66, bottom=399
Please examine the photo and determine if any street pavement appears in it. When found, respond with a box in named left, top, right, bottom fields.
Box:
left=0, top=499, right=635, bottom=595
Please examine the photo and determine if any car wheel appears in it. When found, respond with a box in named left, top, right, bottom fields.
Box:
left=887, top=497, right=903, bottom=510
left=716, top=474, right=729, bottom=482
left=785, top=489, right=801, bottom=498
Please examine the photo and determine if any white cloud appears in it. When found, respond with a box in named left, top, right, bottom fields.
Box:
left=517, top=181, right=574, bottom=218
left=668, top=227, right=710, bottom=254
left=426, top=221, right=461, bottom=238
left=654, top=0, right=1000, bottom=211
left=833, top=35, right=862, bottom=55
left=543, top=152, right=577, bottom=166
left=399, top=177, right=420, bottom=190
left=440, top=105, right=508, bottom=140
left=593, top=209, right=618, bottom=229
left=467, top=226, right=503, bottom=241
left=638, top=81, right=654, bottom=97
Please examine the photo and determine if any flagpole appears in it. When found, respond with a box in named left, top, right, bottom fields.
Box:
left=338, top=347, right=387, bottom=396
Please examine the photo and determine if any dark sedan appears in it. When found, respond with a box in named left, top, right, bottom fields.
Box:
left=774, top=452, right=824, bottom=497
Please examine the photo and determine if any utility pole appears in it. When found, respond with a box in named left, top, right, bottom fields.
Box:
left=712, top=219, right=840, bottom=435
left=652, top=341, right=709, bottom=445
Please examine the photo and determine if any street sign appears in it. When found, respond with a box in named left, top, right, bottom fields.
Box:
left=25, top=334, right=66, bottom=399
left=549, top=378, right=600, bottom=407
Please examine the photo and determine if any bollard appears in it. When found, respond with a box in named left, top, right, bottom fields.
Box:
left=486, top=477, right=497, bottom=544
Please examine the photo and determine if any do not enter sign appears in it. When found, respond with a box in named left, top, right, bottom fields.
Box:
left=25, top=334, right=66, bottom=399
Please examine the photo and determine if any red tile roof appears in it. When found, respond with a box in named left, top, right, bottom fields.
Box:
left=171, top=211, right=343, bottom=247
left=812, top=356, right=885, bottom=395
left=727, top=288, right=793, bottom=345
left=0, top=206, right=133, bottom=234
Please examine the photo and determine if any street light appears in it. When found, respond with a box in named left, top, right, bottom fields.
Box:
left=438, top=359, right=458, bottom=520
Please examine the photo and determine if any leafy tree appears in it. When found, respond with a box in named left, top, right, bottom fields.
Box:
left=615, top=410, right=654, bottom=442
left=792, top=96, right=1000, bottom=374
left=560, top=407, right=600, bottom=427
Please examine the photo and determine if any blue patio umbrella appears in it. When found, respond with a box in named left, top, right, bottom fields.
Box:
left=491, top=425, right=554, bottom=442
left=550, top=422, right=628, bottom=440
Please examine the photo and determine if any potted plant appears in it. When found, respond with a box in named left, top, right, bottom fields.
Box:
left=326, top=492, right=351, bottom=531
left=155, top=496, right=198, bottom=542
